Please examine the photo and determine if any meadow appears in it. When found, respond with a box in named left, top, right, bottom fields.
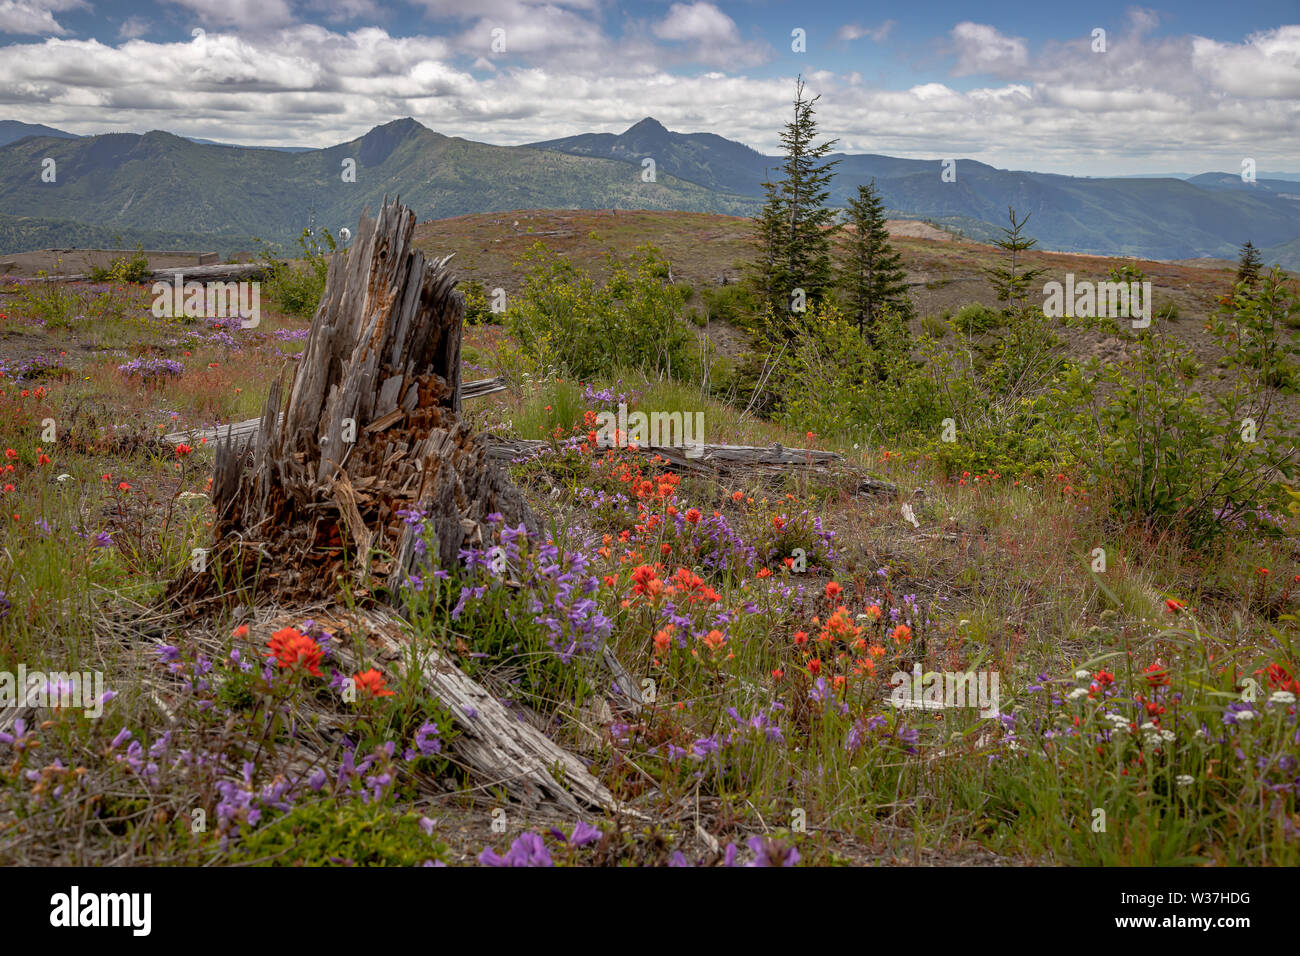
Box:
left=0, top=214, right=1297, bottom=867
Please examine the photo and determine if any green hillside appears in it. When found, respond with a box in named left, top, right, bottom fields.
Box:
left=1, top=116, right=1297, bottom=264
left=0, top=119, right=759, bottom=254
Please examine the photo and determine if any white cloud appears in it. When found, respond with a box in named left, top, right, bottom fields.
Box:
left=0, top=0, right=85, bottom=36
left=650, top=1, right=769, bottom=67
left=0, top=16, right=1295, bottom=177
left=1192, top=25, right=1300, bottom=98
left=161, top=0, right=295, bottom=29
left=654, top=2, right=737, bottom=44
left=836, top=21, right=894, bottom=44
left=950, top=22, right=1028, bottom=77
left=118, top=16, right=149, bottom=39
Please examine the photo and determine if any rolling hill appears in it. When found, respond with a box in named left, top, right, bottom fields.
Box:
left=1, top=116, right=1298, bottom=268
left=0, top=118, right=758, bottom=256
left=0, top=120, right=77, bottom=148
left=532, top=119, right=1300, bottom=267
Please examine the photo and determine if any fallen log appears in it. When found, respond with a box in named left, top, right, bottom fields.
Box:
left=162, top=376, right=507, bottom=446
left=162, top=422, right=895, bottom=493
left=487, top=437, right=843, bottom=469
left=334, top=607, right=620, bottom=816
left=29, top=262, right=271, bottom=284
left=489, top=437, right=898, bottom=494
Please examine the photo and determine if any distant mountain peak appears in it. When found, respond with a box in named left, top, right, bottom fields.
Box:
left=357, top=117, right=429, bottom=165
left=381, top=117, right=426, bottom=133
left=624, top=117, right=669, bottom=136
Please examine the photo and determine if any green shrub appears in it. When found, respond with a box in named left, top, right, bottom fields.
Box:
left=919, top=313, right=948, bottom=339
left=1061, top=266, right=1300, bottom=543
left=769, top=302, right=946, bottom=447
left=951, top=302, right=1002, bottom=334
left=762, top=280, right=1071, bottom=474
left=89, top=246, right=151, bottom=284
left=505, top=242, right=698, bottom=380
left=18, top=277, right=81, bottom=330
left=260, top=228, right=337, bottom=319
left=699, top=283, right=759, bottom=325
left=233, top=801, right=449, bottom=866
left=462, top=278, right=498, bottom=325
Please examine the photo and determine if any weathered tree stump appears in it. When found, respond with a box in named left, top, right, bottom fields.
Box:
left=171, top=198, right=535, bottom=607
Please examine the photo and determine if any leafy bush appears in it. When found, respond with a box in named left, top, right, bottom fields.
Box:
left=916, top=304, right=1070, bottom=475
left=462, top=278, right=498, bottom=325
left=89, top=247, right=151, bottom=284
left=768, top=301, right=946, bottom=447
left=505, top=242, right=699, bottom=380
left=919, top=313, right=948, bottom=339
left=260, top=228, right=337, bottom=319
left=233, top=801, right=449, bottom=866
left=17, top=277, right=82, bottom=331
left=951, top=302, right=1002, bottom=334
left=766, top=294, right=1071, bottom=475
left=699, top=282, right=759, bottom=326
left=1061, top=266, right=1300, bottom=543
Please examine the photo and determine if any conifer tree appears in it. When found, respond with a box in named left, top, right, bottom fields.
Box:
left=983, top=207, right=1046, bottom=312
left=1236, top=240, right=1263, bottom=289
left=840, top=179, right=911, bottom=340
left=752, top=77, right=840, bottom=320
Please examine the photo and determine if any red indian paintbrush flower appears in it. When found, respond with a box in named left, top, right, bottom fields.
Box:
left=1143, top=663, right=1171, bottom=688
left=268, top=627, right=323, bottom=676
left=354, top=668, right=395, bottom=698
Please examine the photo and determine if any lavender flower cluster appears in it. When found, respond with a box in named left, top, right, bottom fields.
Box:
left=117, top=357, right=185, bottom=383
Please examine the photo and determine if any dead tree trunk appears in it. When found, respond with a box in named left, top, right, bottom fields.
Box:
left=171, top=198, right=535, bottom=606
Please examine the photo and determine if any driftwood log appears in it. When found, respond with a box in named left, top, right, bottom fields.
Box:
left=166, top=421, right=896, bottom=496
left=329, top=607, right=620, bottom=816
left=162, top=377, right=506, bottom=448
left=33, top=263, right=270, bottom=284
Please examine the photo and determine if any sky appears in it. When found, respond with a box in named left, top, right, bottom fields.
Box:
left=0, top=0, right=1297, bottom=176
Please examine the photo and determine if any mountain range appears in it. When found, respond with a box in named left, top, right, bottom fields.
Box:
left=1, top=117, right=1297, bottom=268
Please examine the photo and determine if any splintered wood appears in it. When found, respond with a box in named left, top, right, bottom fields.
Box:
left=170, top=198, right=535, bottom=608
left=164, top=200, right=626, bottom=817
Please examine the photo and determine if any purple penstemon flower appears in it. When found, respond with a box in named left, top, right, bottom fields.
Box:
left=413, top=721, right=442, bottom=756
left=746, top=835, right=800, bottom=867
left=479, top=832, right=553, bottom=867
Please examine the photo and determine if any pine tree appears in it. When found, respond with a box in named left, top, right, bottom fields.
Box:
left=983, top=207, right=1046, bottom=312
left=840, top=179, right=911, bottom=340
left=751, top=77, right=840, bottom=320
left=1236, top=240, right=1263, bottom=288
left=751, top=169, right=786, bottom=312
